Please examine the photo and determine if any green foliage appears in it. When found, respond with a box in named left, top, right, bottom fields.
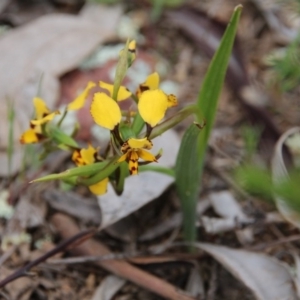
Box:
left=269, top=34, right=300, bottom=91
left=235, top=164, right=273, bottom=200
left=241, top=125, right=261, bottom=161
left=32, top=161, right=108, bottom=182
left=235, top=164, right=300, bottom=212
left=275, top=171, right=300, bottom=211
left=175, top=124, right=202, bottom=242
left=175, top=6, right=242, bottom=242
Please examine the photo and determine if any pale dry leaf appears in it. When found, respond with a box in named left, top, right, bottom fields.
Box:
left=206, top=191, right=254, bottom=243
left=271, top=127, right=300, bottom=228
left=90, top=275, right=126, bottom=300
left=43, top=189, right=101, bottom=225
left=293, top=254, right=300, bottom=298
left=98, top=172, right=174, bottom=230
left=201, top=216, right=241, bottom=234
left=195, top=242, right=297, bottom=300
left=98, top=129, right=179, bottom=230
left=150, top=128, right=181, bottom=168
left=0, top=190, right=14, bottom=219
left=185, top=265, right=205, bottom=299
left=209, top=191, right=251, bottom=221
left=0, top=3, right=122, bottom=176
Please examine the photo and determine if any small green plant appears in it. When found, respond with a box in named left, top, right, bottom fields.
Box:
left=268, top=34, right=300, bottom=92
left=20, top=6, right=242, bottom=243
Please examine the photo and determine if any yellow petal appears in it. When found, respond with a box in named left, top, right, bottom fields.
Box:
left=167, top=94, right=178, bottom=108
left=20, top=128, right=39, bottom=144
left=117, top=86, right=132, bottom=101
left=90, top=93, right=122, bottom=130
left=127, top=137, right=153, bottom=150
left=33, top=97, right=50, bottom=119
left=136, top=72, right=160, bottom=98
left=117, top=152, right=128, bottom=163
left=31, top=111, right=60, bottom=125
left=144, top=72, right=160, bottom=90
left=138, top=89, right=168, bottom=127
left=89, top=177, right=109, bottom=195
left=128, top=151, right=139, bottom=175
left=99, top=81, right=131, bottom=101
left=137, top=149, right=157, bottom=162
left=68, top=81, right=96, bottom=110
left=80, top=144, right=97, bottom=165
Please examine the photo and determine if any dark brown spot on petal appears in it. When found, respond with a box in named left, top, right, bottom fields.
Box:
left=36, top=133, right=44, bottom=142
left=140, top=85, right=149, bottom=93
left=130, top=159, right=138, bottom=162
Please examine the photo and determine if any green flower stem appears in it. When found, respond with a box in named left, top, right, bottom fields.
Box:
left=113, top=40, right=130, bottom=101
left=139, top=165, right=174, bottom=177
left=132, top=112, right=145, bottom=136
left=57, top=108, right=67, bottom=127
left=131, top=93, right=139, bottom=104
left=148, top=104, right=199, bottom=139
left=115, top=162, right=129, bottom=195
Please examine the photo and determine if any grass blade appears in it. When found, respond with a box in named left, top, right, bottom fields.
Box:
left=175, top=5, right=242, bottom=242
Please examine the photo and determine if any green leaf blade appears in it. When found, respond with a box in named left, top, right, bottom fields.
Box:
left=175, top=124, right=202, bottom=242
left=31, top=161, right=108, bottom=182
left=197, top=5, right=242, bottom=151
left=175, top=5, right=242, bottom=243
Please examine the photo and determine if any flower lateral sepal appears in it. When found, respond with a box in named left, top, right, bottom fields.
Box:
left=71, top=144, right=109, bottom=195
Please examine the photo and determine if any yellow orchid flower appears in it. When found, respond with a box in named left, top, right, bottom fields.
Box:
left=99, top=81, right=131, bottom=101
left=67, top=81, right=96, bottom=110
left=117, top=137, right=157, bottom=175
left=20, top=97, right=60, bottom=144
left=72, top=144, right=108, bottom=195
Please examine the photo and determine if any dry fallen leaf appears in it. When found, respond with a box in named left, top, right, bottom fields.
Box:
left=43, top=189, right=101, bottom=225
left=90, top=275, right=126, bottom=300
left=99, top=172, right=174, bottom=230
left=204, top=191, right=254, bottom=243
left=195, top=242, right=298, bottom=300
left=0, top=3, right=122, bottom=176
left=293, top=254, right=300, bottom=298
left=271, top=127, right=300, bottom=228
